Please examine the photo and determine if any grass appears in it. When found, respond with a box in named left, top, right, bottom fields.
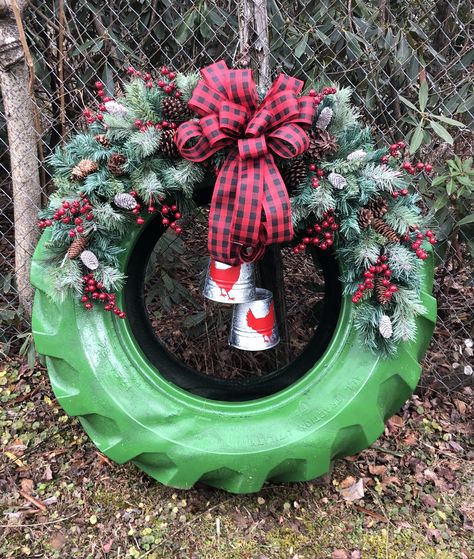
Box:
left=0, top=360, right=472, bottom=559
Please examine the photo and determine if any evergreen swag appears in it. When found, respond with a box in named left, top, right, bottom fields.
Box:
left=38, top=65, right=436, bottom=356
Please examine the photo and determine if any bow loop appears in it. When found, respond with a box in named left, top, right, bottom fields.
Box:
left=238, top=136, right=268, bottom=160
left=245, top=108, right=273, bottom=137
left=175, top=60, right=317, bottom=265
left=268, top=123, right=310, bottom=159
left=218, top=101, right=248, bottom=136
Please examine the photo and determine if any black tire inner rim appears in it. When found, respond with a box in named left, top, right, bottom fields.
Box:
left=125, top=203, right=342, bottom=402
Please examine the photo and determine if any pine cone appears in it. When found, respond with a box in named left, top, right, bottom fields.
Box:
left=282, top=158, right=308, bottom=191
left=374, top=276, right=389, bottom=306
left=94, top=134, right=109, bottom=147
left=328, top=172, right=347, bottom=190
left=358, top=208, right=373, bottom=229
left=162, top=97, right=191, bottom=122
left=315, top=107, right=333, bottom=130
left=367, top=197, right=388, bottom=219
left=307, top=129, right=338, bottom=160
left=107, top=153, right=127, bottom=176
left=67, top=235, right=88, bottom=259
left=160, top=129, right=180, bottom=158
left=371, top=218, right=400, bottom=243
left=378, top=314, right=393, bottom=338
left=80, top=250, right=99, bottom=270
left=114, top=192, right=137, bottom=210
left=70, top=159, right=98, bottom=181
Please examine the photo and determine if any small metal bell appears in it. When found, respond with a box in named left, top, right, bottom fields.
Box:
left=202, top=259, right=256, bottom=304
left=229, top=288, right=280, bottom=351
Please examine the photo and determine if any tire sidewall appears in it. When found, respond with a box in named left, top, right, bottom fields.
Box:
left=31, top=218, right=436, bottom=486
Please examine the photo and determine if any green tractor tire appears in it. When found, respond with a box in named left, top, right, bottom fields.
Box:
left=31, top=218, right=437, bottom=494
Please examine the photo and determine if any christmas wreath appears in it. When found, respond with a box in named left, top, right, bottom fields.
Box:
left=38, top=61, right=436, bottom=356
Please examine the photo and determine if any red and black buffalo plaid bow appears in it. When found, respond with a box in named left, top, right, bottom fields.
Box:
left=175, top=60, right=316, bottom=265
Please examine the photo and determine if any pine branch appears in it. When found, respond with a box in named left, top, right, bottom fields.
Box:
left=361, top=164, right=407, bottom=192
left=125, top=128, right=161, bottom=160
left=175, top=72, right=200, bottom=102
left=329, top=87, right=360, bottom=135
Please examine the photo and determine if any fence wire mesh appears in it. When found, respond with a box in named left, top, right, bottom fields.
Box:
left=0, top=0, right=473, bottom=390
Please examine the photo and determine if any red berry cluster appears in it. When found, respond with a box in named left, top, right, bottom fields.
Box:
left=380, top=141, right=433, bottom=175
left=81, top=274, right=126, bottom=318
left=352, top=255, right=398, bottom=304
left=81, top=81, right=113, bottom=124
left=403, top=228, right=436, bottom=260
left=129, top=191, right=184, bottom=234
left=401, top=160, right=433, bottom=175
left=159, top=203, right=183, bottom=234
left=128, top=190, right=145, bottom=225
left=392, top=188, right=409, bottom=199
left=293, top=210, right=339, bottom=254
left=307, top=166, right=325, bottom=188
left=382, top=140, right=407, bottom=160
left=133, top=118, right=177, bottom=134
left=39, top=195, right=93, bottom=237
left=308, top=86, right=337, bottom=106
left=126, top=65, right=182, bottom=99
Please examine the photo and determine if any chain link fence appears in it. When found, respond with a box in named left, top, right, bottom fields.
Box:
left=1, top=0, right=473, bottom=390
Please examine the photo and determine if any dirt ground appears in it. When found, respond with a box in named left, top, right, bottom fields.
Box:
left=0, top=358, right=472, bottom=559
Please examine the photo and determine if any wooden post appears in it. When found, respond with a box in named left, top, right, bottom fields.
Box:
left=0, top=0, right=41, bottom=317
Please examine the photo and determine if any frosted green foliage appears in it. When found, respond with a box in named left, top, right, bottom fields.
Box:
left=135, top=171, right=165, bottom=200
left=88, top=233, right=125, bottom=269
left=356, top=177, right=379, bottom=204
left=125, top=128, right=161, bottom=160
left=93, top=203, right=128, bottom=234
left=361, top=164, right=407, bottom=192
left=48, top=258, right=83, bottom=303
left=384, top=196, right=422, bottom=234
left=353, top=302, right=397, bottom=356
left=124, top=79, right=159, bottom=122
left=320, top=158, right=365, bottom=175
left=175, top=72, right=200, bottom=102
left=47, top=148, right=76, bottom=178
left=80, top=168, right=112, bottom=198
left=162, top=160, right=204, bottom=198
left=387, top=244, right=421, bottom=286
left=339, top=212, right=361, bottom=241
left=306, top=182, right=336, bottom=218
left=93, top=265, right=126, bottom=292
left=335, top=125, right=373, bottom=158
left=351, top=229, right=381, bottom=267
left=329, top=87, right=360, bottom=135
left=65, top=133, right=111, bottom=162
left=390, top=288, right=426, bottom=343
left=103, top=114, right=135, bottom=141
left=146, top=87, right=166, bottom=117
left=365, top=148, right=387, bottom=163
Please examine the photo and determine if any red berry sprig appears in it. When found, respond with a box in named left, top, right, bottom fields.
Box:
left=81, top=273, right=126, bottom=318
left=404, top=228, right=436, bottom=260
left=351, top=254, right=398, bottom=304
left=308, top=86, right=337, bottom=107
left=293, top=210, right=339, bottom=254
left=126, top=66, right=182, bottom=100
left=307, top=167, right=325, bottom=188
left=159, top=203, right=183, bottom=235
left=401, top=160, right=433, bottom=176
left=132, top=118, right=178, bottom=133
left=38, top=194, right=93, bottom=236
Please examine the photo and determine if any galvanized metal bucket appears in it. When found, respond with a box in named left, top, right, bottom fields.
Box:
left=202, top=259, right=256, bottom=304
left=229, top=288, right=280, bottom=351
